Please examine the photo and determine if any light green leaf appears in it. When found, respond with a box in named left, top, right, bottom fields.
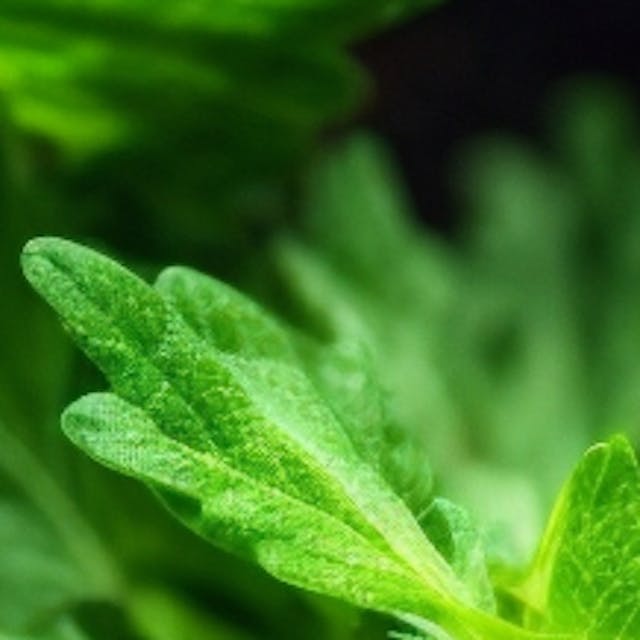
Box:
left=298, top=338, right=435, bottom=515
left=522, top=435, right=640, bottom=637
left=23, top=237, right=524, bottom=640
left=64, top=390, right=440, bottom=613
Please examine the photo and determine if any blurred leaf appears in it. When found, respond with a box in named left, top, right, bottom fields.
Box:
left=0, top=501, right=86, bottom=634
left=276, top=135, right=464, bottom=476
left=0, top=6, right=357, bottom=153
left=452, top=78, right=640, bottom=498
left=0, top=422, right=120, bottom=635
left=0, top=0, right=442, bottom=46
left=0, top=121, right=72, bottom=455
left=0, top=0, right=442, bottom=223
left=0, top=424, right=119, bottom=586
left=454, top=138, right=589, bottom=495
left=548, top=76, right=639, bottom=212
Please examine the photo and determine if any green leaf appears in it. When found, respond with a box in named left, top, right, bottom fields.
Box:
left=522, top=435, right=640, bottom=637
left=298, top=338, right=435, bottom=514
left=21, top=237, right=490, bottom=635
left=295, top=134, right=456, bottom=310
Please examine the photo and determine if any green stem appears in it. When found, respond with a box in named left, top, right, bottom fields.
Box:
left=400, top=599, right=571, bottom=640
left=445, top=604, right=570, bottom=640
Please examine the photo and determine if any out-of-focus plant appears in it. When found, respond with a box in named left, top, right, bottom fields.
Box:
left=277, top=77, right=640, bottom=544
left=0, top=0, right=441, bottom=250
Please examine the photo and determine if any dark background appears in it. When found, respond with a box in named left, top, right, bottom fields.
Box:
left=356, top=0, right=640, bottom=232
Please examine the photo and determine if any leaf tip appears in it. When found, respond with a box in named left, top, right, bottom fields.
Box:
left=583, top=433, right=635, bottom=467
left=21, top=236, right=70, bottom=287
left=154, top=265, right=190, bottom=291
left=61, top=393, right=101, bottom=447
left=22, top=235, right=65, bottom=259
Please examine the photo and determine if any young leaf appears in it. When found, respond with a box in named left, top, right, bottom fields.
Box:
left=23, top=237, right=517, bottom=639
left=522, top=435, right=640, bottom=637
